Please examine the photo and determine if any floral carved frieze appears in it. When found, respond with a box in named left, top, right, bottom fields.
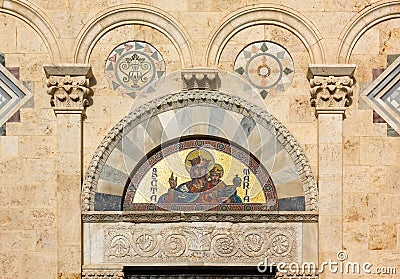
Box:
left=308, top=64, right=356, bottom=114
left=102, top=223, right=300, bottom=264
left=44, top=64, right=94, bottom=112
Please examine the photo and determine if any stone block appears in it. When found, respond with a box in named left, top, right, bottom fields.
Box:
left=368, top=223, right=397, bottom=250
left=0, top=208, right=25, bottom=230
left=343, top=137, right=360, bottom=166
left=0, top=252, right=18, bottom=279
left=343, top=166, right=369, bottom=193
left=343, top=222, right=368, bottom=251
left=359, top=137, right=398, bottom=166
left=18, top=135, right=56, bottom=159
left=368, top=166, right=386, bottom=193
left=288, top=96, right=315, bottom=123
left=0, top=230, right=36, bottom=252
left=20, top=252, right=57, bottom=279
left=35, top=228, right=57, bottom=252
left=25, top=209, right=56, bottom=229
left=343, top=193, right=379, bottom=223
left=0, top=135, right=18, bottom=160
left=25, top=158, right=57, bottom=183
left=16, top=26, right=47, bottom=53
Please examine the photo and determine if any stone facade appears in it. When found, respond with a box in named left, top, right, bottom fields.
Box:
left=0, top=0, right=399, bottom=279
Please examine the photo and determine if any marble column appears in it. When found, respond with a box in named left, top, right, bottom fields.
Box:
left=307, top=65, right=355, bottom=279
left=44, top=64, right=93, bottom=279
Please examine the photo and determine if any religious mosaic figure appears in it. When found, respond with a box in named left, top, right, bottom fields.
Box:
left=158, top=149, right=242, bottom=204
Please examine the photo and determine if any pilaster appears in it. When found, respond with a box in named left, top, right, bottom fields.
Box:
left=44, top=64, right=94, bottom=279
left=308, top=64, right=355, bottom=279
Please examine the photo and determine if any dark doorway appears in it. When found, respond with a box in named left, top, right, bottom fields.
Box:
left=124, top=266, right=276, bottom=278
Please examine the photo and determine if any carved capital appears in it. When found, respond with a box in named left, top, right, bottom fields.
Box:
left=181, top=68, right=220, bottom=91
left=44, top=64, right=94, bottom=114
left=307, top=64, right=356, bottom=115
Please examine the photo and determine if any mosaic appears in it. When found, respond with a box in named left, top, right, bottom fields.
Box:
left=105, top=41, right=166, bottom=98
left=234, top=41, right=294, bottom=99
left=363, top=56, right=400, bottom=134
left=0, top=64, right=32, bottom=127
left=123, top=138, right=278, bottom=211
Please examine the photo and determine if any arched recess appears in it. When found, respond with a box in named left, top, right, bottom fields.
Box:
left=205, top=4, right=324, bottom=66
left=82, top=90, right=318, bottom=212
left=338, top=0, right=400, bottom=63
left=1, top=0, right=61, bottom=62
left=73, top=4, right=193, bottom=66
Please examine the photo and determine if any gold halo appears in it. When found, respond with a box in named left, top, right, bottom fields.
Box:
left=184, top=148, right=215, bottom=174
left=210, top=163, right=224, bottom=178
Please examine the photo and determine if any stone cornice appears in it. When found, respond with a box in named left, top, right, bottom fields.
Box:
left=82, top=211, right=318, bottom=223
left=44, top=64, right=94, bottom=114
left=307, top=64, right=356, bottom=115
left=181, top=68, right=220, bottom=91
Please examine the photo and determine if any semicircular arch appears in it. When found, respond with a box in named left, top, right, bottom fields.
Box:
left=206, top=4, right=324, bottom=66
left=1, top=0, right=61, bottom=62
left=82, top=91, right=318, bottom=212
left=74, top=4, right=193, bottom=66
left=338, top=1, right=400, bottom=63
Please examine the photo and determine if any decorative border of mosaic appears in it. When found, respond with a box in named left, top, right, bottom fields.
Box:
left=362, top=56, right=400, bottom=134
left=234, top=41, right=294, bottom=99
left=123, top=137, right=277, bottom=211
left=82, top=211, right=318, bottom=223
left=105, top=41, right=166, bottom=98
left=0, top=64, right=33, bottom=127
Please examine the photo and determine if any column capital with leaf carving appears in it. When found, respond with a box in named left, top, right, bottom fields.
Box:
left=307, top=64, right=356, bottom=117
left=44, top=64, right=95, bottom=115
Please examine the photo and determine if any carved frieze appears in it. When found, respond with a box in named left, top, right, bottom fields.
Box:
left=101, top=223, right=300, bottom=264
left=82, top=268, right=124, bottom=279
left=307, top=65, right=356, bottom=114
left=181, top=68, right=220, bottom=91
left=44, top=64, right=94, bottom=112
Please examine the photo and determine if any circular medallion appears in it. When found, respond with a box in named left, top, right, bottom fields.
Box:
left=105, top=41, right=166, bottom=98
left=234, top=41, right=294, bottom=99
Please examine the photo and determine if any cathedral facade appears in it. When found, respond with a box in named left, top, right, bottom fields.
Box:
left=0, top=0, right=399, bottom=278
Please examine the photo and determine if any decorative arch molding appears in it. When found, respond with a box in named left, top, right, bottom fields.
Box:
left=82, top=90, right=318, bottom=212
left=205, top=4, right=325, bottom=66
left=338, top=0, right=400, bottom=63
left=73, top=4, right=193, bottom=66
left=1, top=0, right=61, bottom=62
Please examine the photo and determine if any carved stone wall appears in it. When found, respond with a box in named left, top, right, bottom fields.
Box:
left=83, top=222, right=302, bottom=266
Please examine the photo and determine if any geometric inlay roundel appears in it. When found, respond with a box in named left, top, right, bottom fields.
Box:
left=105, top=41, right=166, bottom=98
left=234, top=41, right=294, bottom=99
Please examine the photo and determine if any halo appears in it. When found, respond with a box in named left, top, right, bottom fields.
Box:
left=184, top=148, right=215, bottom=174
left=210, top=163, right=224, bottom=178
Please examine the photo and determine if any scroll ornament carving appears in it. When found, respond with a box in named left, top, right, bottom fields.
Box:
left=47, top=75, right=91, bottom=108
left=309, top=75, right=354, bottom=110
left=103, top=225, right=298, bottom=263
left=82, top=269, right=124, bottom=279
left=82, top=90, right=318, bottom=211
